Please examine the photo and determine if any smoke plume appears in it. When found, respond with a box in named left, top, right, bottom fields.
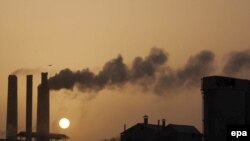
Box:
left=49, top=47, right=168, bottom=92
left=11, top=48, right=249, bottom=94
left=49, top=48, right=215, bottom=94
left=154, top=50, right=215, bottom=94
left=222, top=49, right=250, bottom=77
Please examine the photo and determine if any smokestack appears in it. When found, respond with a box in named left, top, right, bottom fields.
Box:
left=143, top=115, right=148, bottom=125
left=157, top=120, right=160, bottom=126
left=6, top=75, right=18, bottom=139
left=37, top=72, right=50, bottom=141
left=162, top=119, right=166, bottom=127
left=26, top=75, right=32, bottom=141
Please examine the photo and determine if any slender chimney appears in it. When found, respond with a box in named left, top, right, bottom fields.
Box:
left=157, top=120, right=160, bottom=126
left=37, top=73, right=50, bottom=141
left=162, top=119, right=166, bottom=127
left=143, top=115, right=148, bottom=125
left=26, top=75, right=32, bottom=141
left=6, top=75, right=18, bottom=139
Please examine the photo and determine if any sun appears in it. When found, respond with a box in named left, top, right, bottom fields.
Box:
left=59, top=118, right=70, bottom=129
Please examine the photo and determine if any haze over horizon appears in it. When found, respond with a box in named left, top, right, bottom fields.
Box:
left=1, top=1, right=250, bottom=141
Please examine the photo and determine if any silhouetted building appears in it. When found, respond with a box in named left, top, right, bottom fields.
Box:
left=120, top=116, right=201, bottom=141
left=202, top=76, right=250, bottom=141
left=6, top=75, right=18, bottom=140
left=160, top=124, right=202, bottom=141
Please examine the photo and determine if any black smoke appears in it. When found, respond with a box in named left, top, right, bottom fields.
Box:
left=154, top=50, right=215, bottom=94
left=130, top=47, right=168, bottom=80
left=222, top=49, right=250, bottom=77
left=49, top=47, right=168, bottom=93
left=177, top=50, right=215, bottom=85
left=48, top=48, right=218, bottom=94
left=49, top=68, right=95, bottom=91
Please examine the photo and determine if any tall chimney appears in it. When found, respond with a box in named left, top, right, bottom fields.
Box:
left=162, top=119, right=166, bottom=127
left=26, top=75, right=33, bottom=141
left=143, top=115, right=148, bottom=125
left=6, top=75, right=18, bottom=139
left=37, top=73, right=50, bottom=141
left=157, top=120, right=160, bottom=126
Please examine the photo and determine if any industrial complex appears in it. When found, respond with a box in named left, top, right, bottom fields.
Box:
left=1, top=74, right=249, bottom=141
left=1, top=73, right=69, bottom=141
left=121, top=76, right=250, bottom=141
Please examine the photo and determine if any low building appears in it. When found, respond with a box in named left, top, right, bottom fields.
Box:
left=160, top=124, right=202, bottom=141
left=121, top=115, right=202, bottom=141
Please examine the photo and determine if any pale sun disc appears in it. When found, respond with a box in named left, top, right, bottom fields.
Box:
left=59, top=118, right=70, bottom=129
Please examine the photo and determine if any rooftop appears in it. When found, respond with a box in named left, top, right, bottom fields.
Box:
left=165, top=124, right=201, bottom=134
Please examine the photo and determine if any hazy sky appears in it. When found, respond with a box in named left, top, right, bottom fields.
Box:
left=0, top=0, right=250, bottom=141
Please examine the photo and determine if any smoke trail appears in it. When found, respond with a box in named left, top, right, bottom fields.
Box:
left=222, top=49, right=250, bottom=77
left=49, top=56, right=128, bottom=92
left=130, top=47, right=168, bottom=80
left=177, top=50, right=215, bottom=86
left=48, top=48, right=217, bottom=94
left=154, top=50, right=215, bottom=94
left=11, top=48, right=250, bottom=94
left=49, top=47, right=168, bottom=92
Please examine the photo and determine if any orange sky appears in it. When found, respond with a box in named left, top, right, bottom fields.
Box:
left=0, top=0, right=250, bottom=141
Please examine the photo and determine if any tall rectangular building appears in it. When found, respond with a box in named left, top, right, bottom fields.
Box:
left=202, top=76, right=250, bottom=141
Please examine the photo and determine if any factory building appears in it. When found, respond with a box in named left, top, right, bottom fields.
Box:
left=1, top=73, right=69, bottom=141
left=202, top=76, right=250, bottom=141
left=121, top=115, right=202, bottom=141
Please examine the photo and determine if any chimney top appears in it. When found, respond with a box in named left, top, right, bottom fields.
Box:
left=143, top=115, right=148, bottom=125
left=8, top=75, right=17, bottom=79
left=162, top=119, right=166, bottom=127
left=27, top=75, right=33, bottom=78
left=41, top=72, right=48, bottom=83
